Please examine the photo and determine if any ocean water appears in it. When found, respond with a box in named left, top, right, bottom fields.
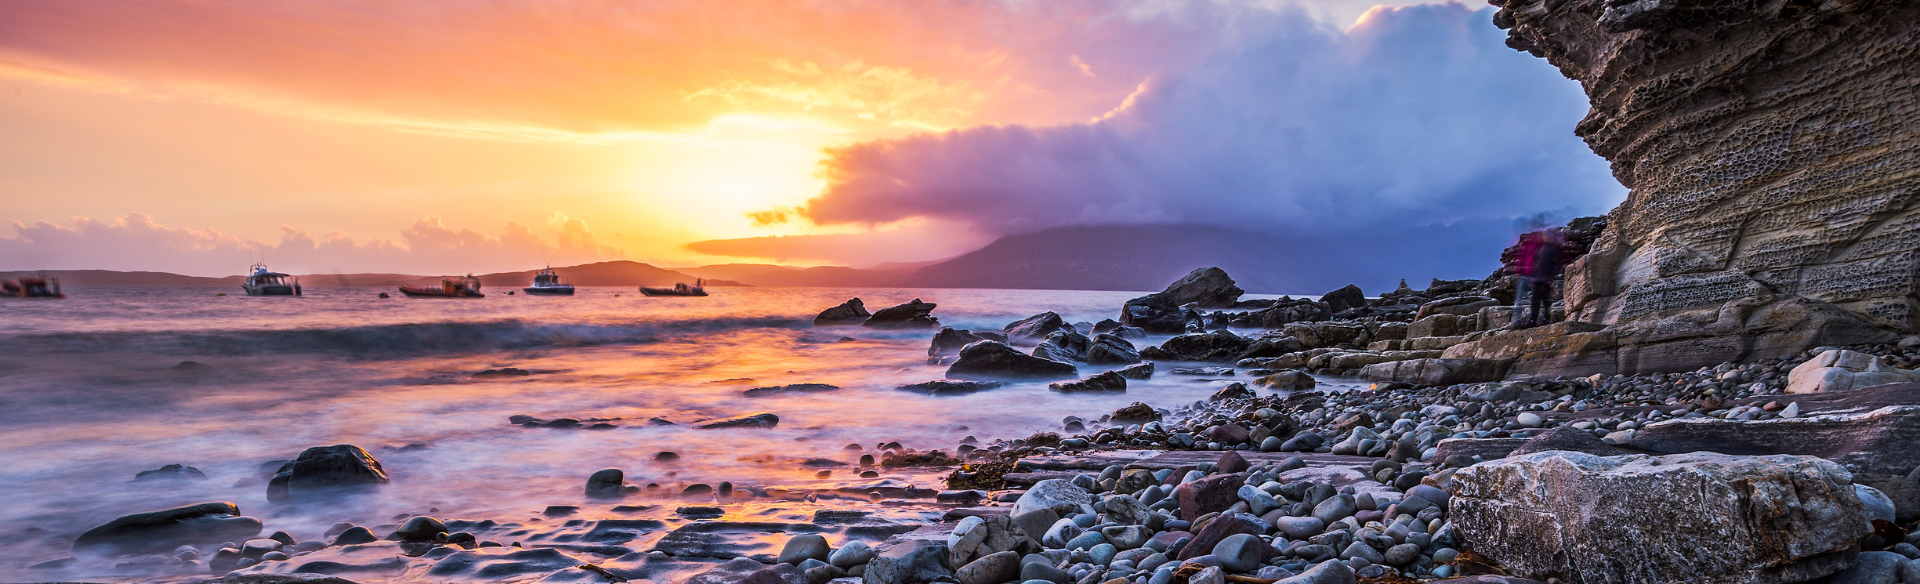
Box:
left=0, top=285, right=1351, bottom=581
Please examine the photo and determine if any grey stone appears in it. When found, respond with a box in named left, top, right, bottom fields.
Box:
left=1341, top=541, right=1383, bottom=564
left=585, top=468, right=627, bottom=498
left=1383, top=543, right=1421, bottom=566
left=1273, top=516, right=1326, bottom=540
left=955, top=551, right=1019, bottom=584
left=948, top=341, right=1078, bottom=380
left=1627, top=383, right=1920, bottom=475
left=864, top=539, right=951, bottom=584
left=266, top=444, right=389, bottom=502
left=1190, top=566, right=1224, bottom=584
left=1009, top=509, right=1060, bottom=546
left=1275, top=558, right=1355, bottom=584
left=1452, top=451, right=1872, bottom=584
left=1013, top=479, right=1092, bottom=517
left=1212, top=533, right=1264, bottom=572
left=1104, top=494, right=1152, bottom=526
left=830, top=540, right=875, bottom=568
left=814, top=298, right=870, bottom=326
left=1824, top=551, right=1904, bottom=584
left=1312, top=495, right=1356, bottom=525
left=1020, top=561, right=1070, bottom=584
left=1857, top=485, right=1897, bottom=524
left=73, top=502, right=263, bottom=554
left=780, top=534, right=831, bottom=565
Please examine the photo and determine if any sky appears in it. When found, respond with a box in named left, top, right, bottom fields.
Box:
left=0, top=0, right=1624, bottom=277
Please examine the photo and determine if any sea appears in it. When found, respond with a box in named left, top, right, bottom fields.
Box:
left=0, top=285, right=1359, bottom=582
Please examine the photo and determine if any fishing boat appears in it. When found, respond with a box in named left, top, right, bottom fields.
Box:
left=641, top=279, right=708, bottom=297
left=522, top=266, right=574, bottom=296
left=241, top=264, right=302, bottom=296
left=0, top=272, right=64, bottom=299
left=399, top=275, right=485, bottom=298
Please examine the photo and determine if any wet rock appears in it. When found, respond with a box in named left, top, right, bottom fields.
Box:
left=426, top=547, right=582, bottom=579
left=1116, top=362, right=1155, bottom=380
left=814, top=298, right=870, bottom=326
left=1627, top=383, right=1920, bottom=475
left=695, top=413, right=781, bottom=429
left=331, top=526, right=378, bottom=545
left=1085, top=334, right=1143, bottom=365
left=778, top=533, right=831, bottom=565
left=1176, top=512, right=1266, bottom=562
left=1030, top=331, right=1091, bottom=362
left=1012, top=479, right=1092, bottom=517
left=1240, top=335, right=1305, bottom=359
left=1321, top=284, right=1365, bottom=314
left=266, top=444, right=390, bottom=502
left=1209, top=382, right=1255, bottom=401
left=954, top=550, right=1018, bottom=584
left=1452, top=451, right=1871, bottom=584
left=134, top=464, right=208, bottom=482
left=1213, top=533, right=1264, bottom=572
left=865, top=539, right=952, bottom=584
left=864, top=299, right=940, bottom=330
left=742, top=383, right=839, bottom=397
left=1111, top=402, right=1161, bottom=423
left=1274, top=516, right=1325, bottom=540
left=472, top=367, right=532, bottom=378
left=1120, top=268, right=1243, bottom=333
left=1005, top=312, right=1072, bottom=345
left=197, top=575, right=360, bottom=584
left=1175, top=474, right=1243, bottom=521
left=1824, top=551, right=1905, bottom=584
left=1048, top=371, right=1126, bottom=394
left=947, top=341, right=1078, bottom=380
left=1141, top=330, right=1251, bottom=362
left=1509, top=425, right=1623, bottom=458
left=830, top=540, right=875, bottom=568
left=655, top=521, right=822, bottom=559
left=1280, top=558, right=1353, bottom=584
left=930, top=328, right=987, bottom=357
left=1253, top=370, right=1315, bottom=391
left=73, top=501, right=263, bottom=554
left=1789, top=350, right=1920, bottom=394
left=895, top=380, right=1007, bottom=396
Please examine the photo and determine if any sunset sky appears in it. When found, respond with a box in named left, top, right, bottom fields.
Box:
left=0, top=0, right=1624, bottom=276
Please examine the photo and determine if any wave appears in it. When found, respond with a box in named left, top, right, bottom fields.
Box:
left=0, top=316, right=812, bottom=358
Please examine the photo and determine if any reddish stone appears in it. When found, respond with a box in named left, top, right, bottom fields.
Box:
left=1175, top=474, right=1243, bottom=521
left=1216, top=451, right=1250, bottom=474
left=1164, top=465, right=1197, bottom=486
left=1208, top=423, right=1251, bottom=445
left=1175, top=512, right=1268, bottom=561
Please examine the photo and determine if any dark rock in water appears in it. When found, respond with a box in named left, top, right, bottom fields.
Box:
left=1239, top=335, right=1304, bottom=359
left=814, top=298, right=870, bottom=326
left=1321, top=284, right=1365, bottom=314
left=741, top=383, right=839, bottom=397
left=1093, top=319, right=1122, bottom=334
left=586, top=468, right=635, bottom=498
left=695, top=413, right=780, bottom=429
left=1048, top=371, right=1127, bottom=394
left=397, top=516, right=447, bottom=541
left=1117, top=268, right=1242, bottom=334
left=266, top=445, right=389, bottom=502
left=1452, top=452, right=1870, bottom=584
left=195, top=574, right=361, bottom=584
left=472, top=367, right=531, bottom=378
left=332, top=526, right=378, bottom=545
left=1163, top=267, right=1244, bottom=308
left=1030, top=331, right=1090, bottom=363
left=1113, top=326, right=1147, bottom=339
left=427, top=548, right=582, bottom=579
left=1111, top=402, right=1161, bottom=423
left=947, top=341, right=1078, bottom=380
left=929, top=327, right=986, bottom=357
left=1141, top=330, right=1250, bottom=362
left=1252, top=370, right=1314, bottom=391
left=1510, top=425, right=1622, bottom=458
left=1115, top=362, right=1155, bottom=380
left=687, top=557, right=806, bottom=584
left=73, top=501, right=263, bottom=554
left=1085, top=334, right=1142, bottom=365
left=134, top=464, right=208, bottom=482
left=1172, top=366, right=1234, bottom=376
left=863, top=298, right=940, bottom=329
left=654, top=521, right=823, bottom=560
left=896, top=380, right=1007, bottom=396
left=648, top=417, right=676, bottom=426
left=172, top=360, right=213, bottom=371
left=1005, top=312, right=1072, bottom=345
left=1209, top=382, right=1255, bottom=401
left=1630, top=382, right=1920, bottom=475
left=653, top=451, right=681, bottom=461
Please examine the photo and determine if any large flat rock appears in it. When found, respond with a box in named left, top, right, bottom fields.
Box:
left=1631, top=383, right=1920, bottom=475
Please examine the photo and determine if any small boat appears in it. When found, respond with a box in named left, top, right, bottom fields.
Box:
left=641, top=279, right=708, bottom=297
left=1, top=272, right=64, bottom=299
left=523, top=266, right=574, bottom=296
left=400, top=275, right=485, bottom=298
left=241, top=264, right=302, bottom=296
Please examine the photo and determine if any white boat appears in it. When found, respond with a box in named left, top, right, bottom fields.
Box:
left=242, top=264, right=301, bottom=296
left=523, top=266, right=574, bottom=296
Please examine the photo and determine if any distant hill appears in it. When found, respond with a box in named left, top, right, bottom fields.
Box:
left=897, top=223, right=1509, bottom=295
left=680, top=263, right=913, bottom=287
left=1, top=270, right=241, bottom=287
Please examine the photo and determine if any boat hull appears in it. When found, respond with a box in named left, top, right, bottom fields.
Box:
left=523, top=286, right=575, bottom=295
left=640, top=287, right=707, bottom=297
left=243, top=285, right=301, bottom=296
left=399, top=286, right=484, bottom=298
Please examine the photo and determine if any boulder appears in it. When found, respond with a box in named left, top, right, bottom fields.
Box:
left=73, top=502, right=263, bottom=554
left=1030, top=331, right=1090, bottom=363
left=1012, top=479, right=1092, bottom=517
left=585, top=468, right=633, bottom=498
left=1209, top=382, right=1255, bottom=401
left=863, top=299, right=939, bottom=330
left=946, top=341, right=1078, bottom=380
left=814, top=298, right=870, bottom=326
left=1508, top=425, right=1623, bottom=458
left=694, top=413, right=781, bottom=429
left=1358, top=358, right=1510, bottom=386
left=1252, top=370, right=1315, bottom=391
left=929, top=328, right=985, bottom=357
left=1174, top=512, right=1267, bottom=562
left=266, top=445, right=389, bottom=502
left=134, top=464, right=208, bottom=482
left=1048, top=371, right=1126, bottom=394
left=1084, top=334, right=1142, bottom=365
left=1115, top=362, right=1155, bottom=379
left=1239, top=335, right=1305, bottom=359
left=1632, top=410, right=1920, bottom=476
left=1321, top=284, right=1365, bottom=314
left=1161, top=267, right=1245, bottom=308
left=1004, top=312, right=1072, bottom=345
left=1175, top=474, right=1243, bottom=521
left=895, top=380, right=1006, bottom=396
left=1141, top=330, right=1250, bottom=362
left=1451, top=451, right=1872, bottom=584
left=953, top=551, right=1018, bottom=584
left=1110, top=402, right=1161, bottom=424
left=1787, top=349, right=1920, bottom=394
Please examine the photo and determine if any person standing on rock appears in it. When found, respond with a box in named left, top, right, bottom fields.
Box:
left=1524, top=226, right=1565, bottom=328
left=1512, top=228, right=1542, bottom=328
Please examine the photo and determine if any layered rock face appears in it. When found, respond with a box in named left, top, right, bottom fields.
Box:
left=1496, top=0, right=1918, bottom=372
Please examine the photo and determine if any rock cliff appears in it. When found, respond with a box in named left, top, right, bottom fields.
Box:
left=1492, top=0, right=1919, bottom=372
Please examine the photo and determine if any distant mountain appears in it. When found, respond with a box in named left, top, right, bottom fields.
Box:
left=1, top=270, right=241, bottom=287
left=898, top=223, right=1510, bottom=295
left=680, top=263, right=912, bottom=287
left=477, top=261, right=744, bottom=287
